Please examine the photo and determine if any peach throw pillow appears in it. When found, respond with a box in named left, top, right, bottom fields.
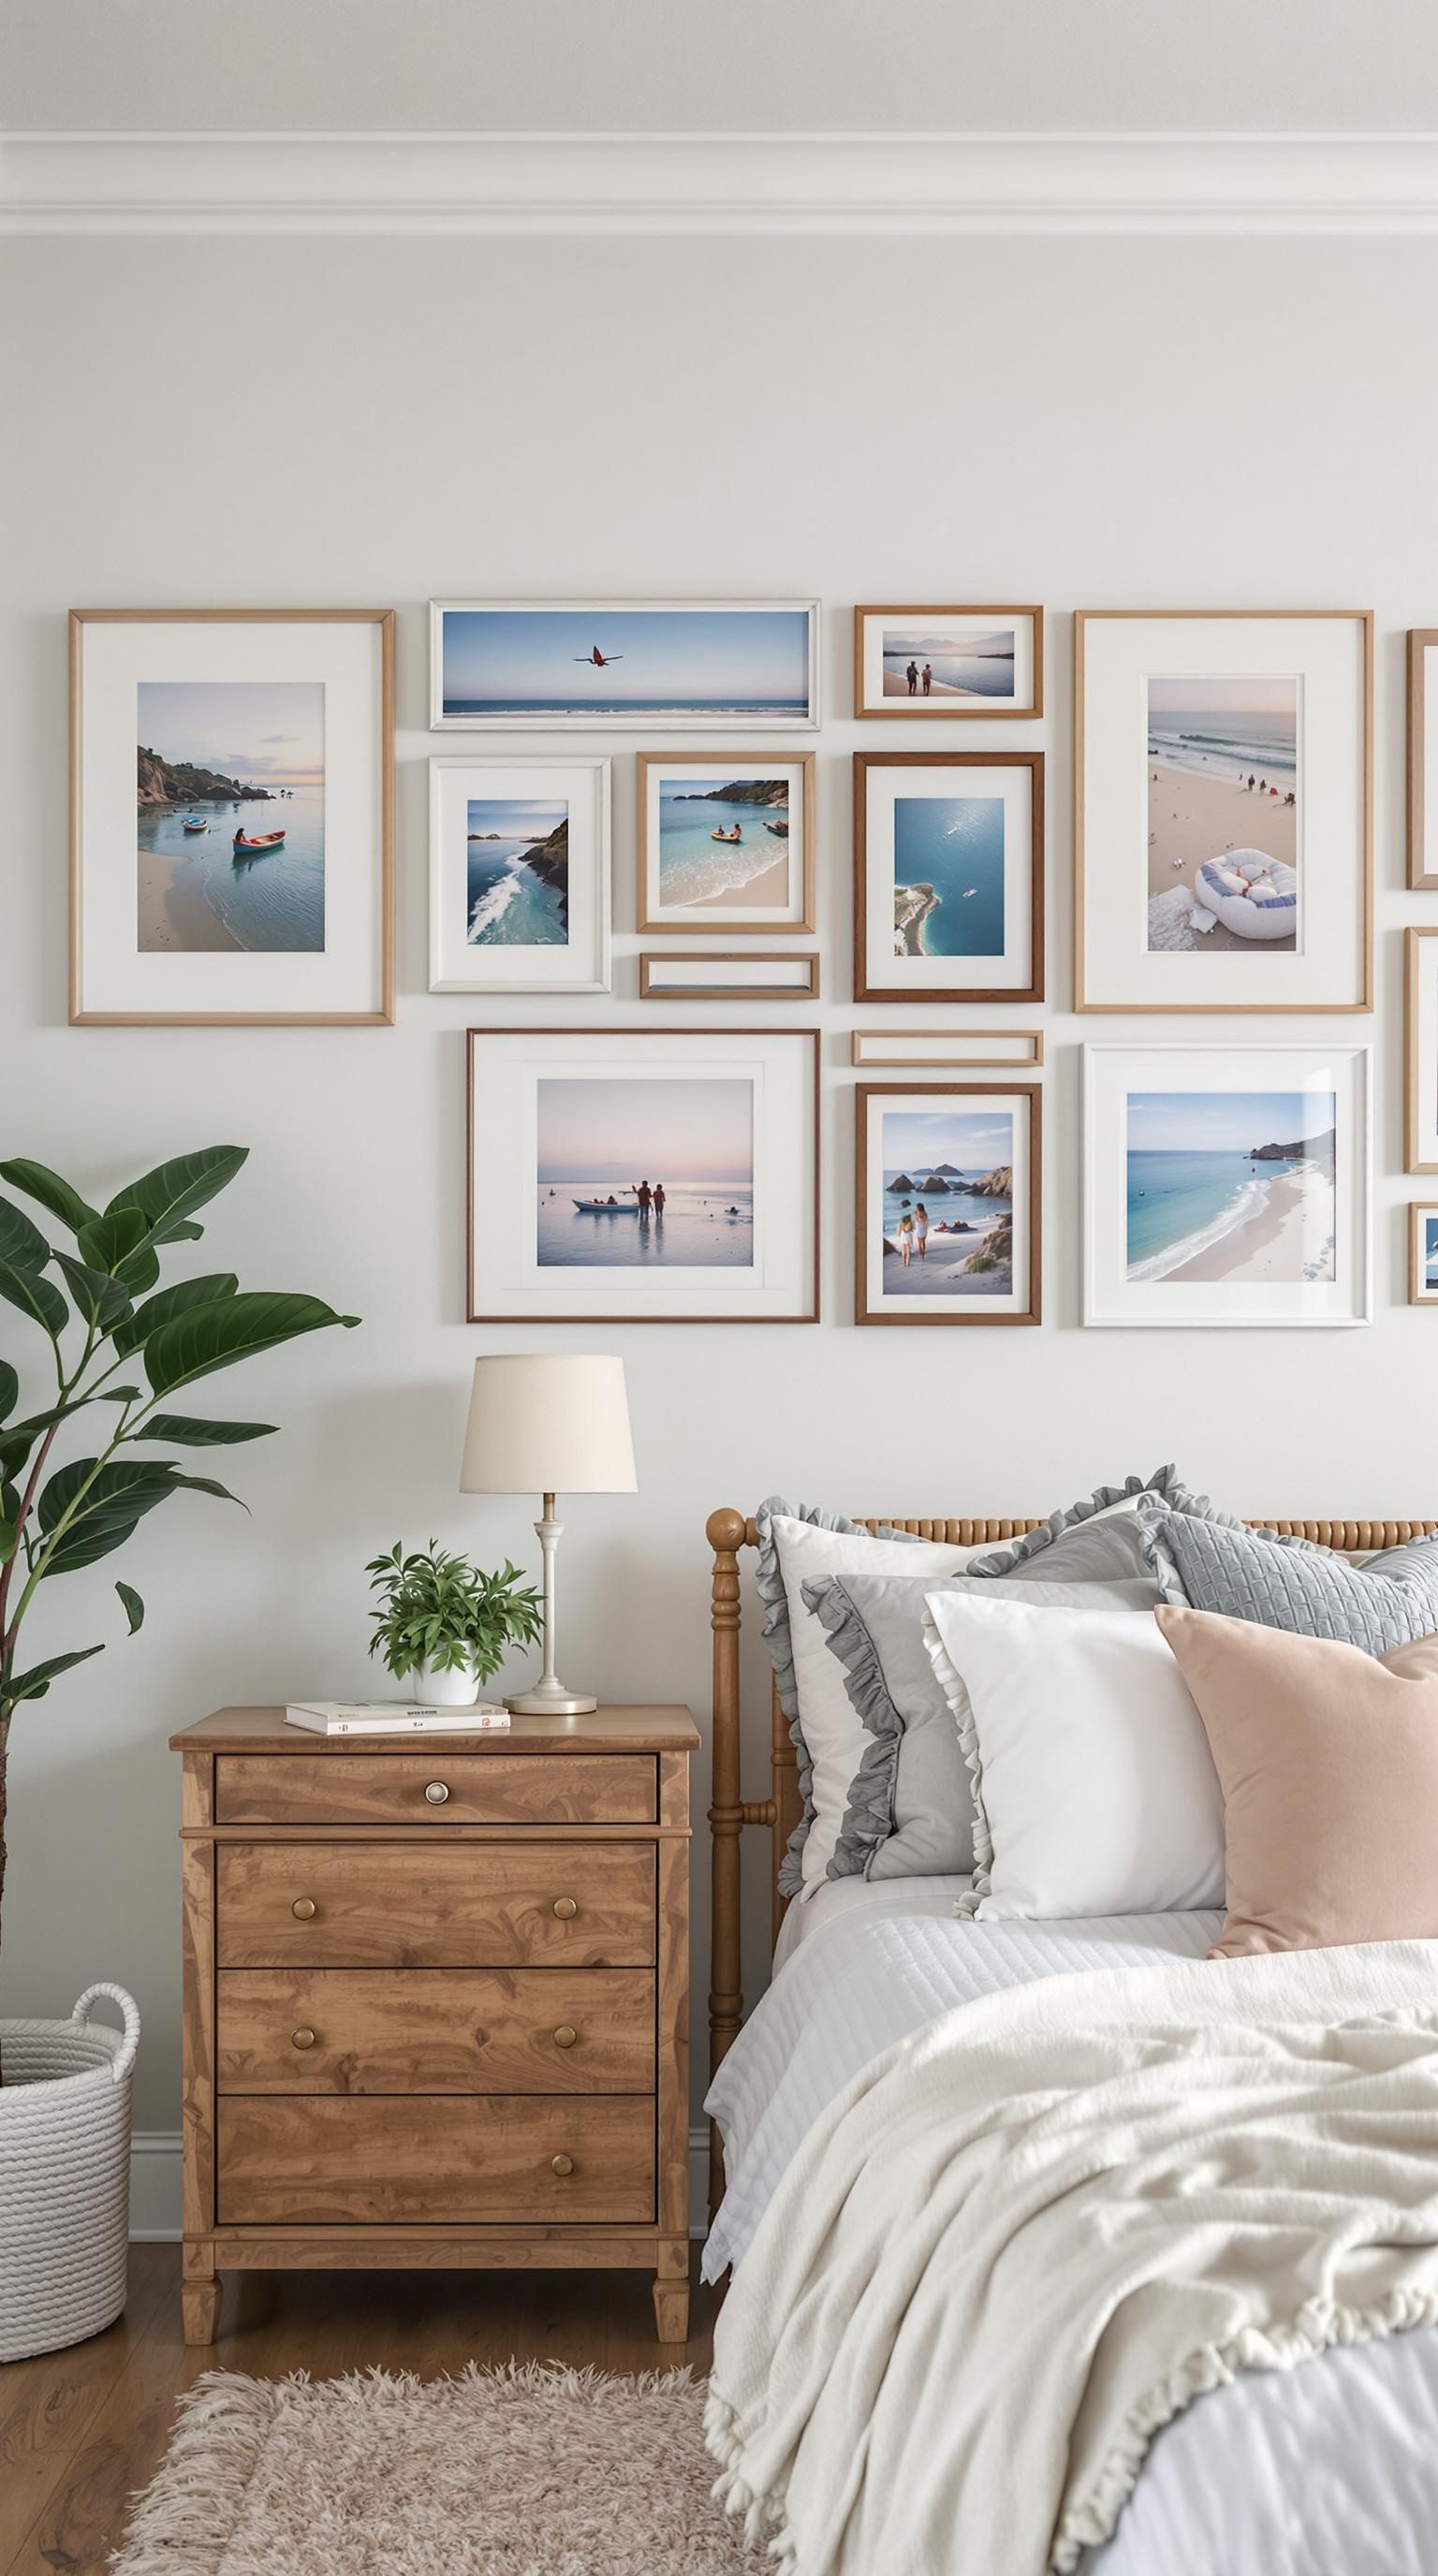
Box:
left=1155, top=1603, right=1438, bottom=1960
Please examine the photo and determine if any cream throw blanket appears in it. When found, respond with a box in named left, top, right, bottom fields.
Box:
left=706, top=1943, right=1438, bottom=2576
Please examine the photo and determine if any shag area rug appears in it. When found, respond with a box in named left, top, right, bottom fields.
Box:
left=114, top=2364, right=753, bottom=2575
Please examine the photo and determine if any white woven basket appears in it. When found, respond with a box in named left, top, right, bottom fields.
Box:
left=0, top=1983, right=140, bottom=2363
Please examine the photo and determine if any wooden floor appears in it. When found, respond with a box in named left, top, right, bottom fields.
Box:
left=0, top=2243, right=721, bottom=2575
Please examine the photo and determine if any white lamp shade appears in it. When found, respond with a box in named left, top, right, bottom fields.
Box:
left=460, top=1354, right=637, bottom=1497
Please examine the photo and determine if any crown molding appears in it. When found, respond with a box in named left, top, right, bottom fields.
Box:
left=6, top=129, right=1438, bottom=235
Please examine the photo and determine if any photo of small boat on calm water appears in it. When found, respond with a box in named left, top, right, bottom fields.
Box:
left=535, top=1076, right=755, bottom=1269
left=137, top=680, right=324, bottom=953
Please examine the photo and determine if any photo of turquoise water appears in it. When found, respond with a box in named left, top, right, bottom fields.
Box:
left=137, top=786, right=325, bottom=953
left=1125, top=1090, right=1336, bottom=1282
left=657, top=784, right=790, bottom=907
left=892, top=797, right=1005, bottom=958
left=465, top=798, right=568, bottom=947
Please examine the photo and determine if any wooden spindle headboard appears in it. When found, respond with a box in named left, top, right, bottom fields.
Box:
left=704, top=1503, right=1438, bottom=2213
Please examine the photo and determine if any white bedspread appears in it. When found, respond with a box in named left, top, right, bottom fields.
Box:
left=705, top=1892, right=1438, bottom=2575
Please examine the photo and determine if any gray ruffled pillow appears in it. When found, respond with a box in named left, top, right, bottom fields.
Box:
left=965, top=1465, right=1240, bottom=1583
left=803, top=1562, right=1158, bottom=1883
left=1138, top=1499, right=1438, bottom=1654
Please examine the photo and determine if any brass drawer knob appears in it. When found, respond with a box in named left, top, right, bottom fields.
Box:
left=423, top=1780, right=450, bottom=1806
left=291, top=1897, right=316, bottom=1921
left=552, top=2024, right=578, bottom=2050
left=291, top=2027, right=316, bottom=2051
left=551, top=2153, right=575, bottom=2177
left=551, top=1895, right=578, bottom=1920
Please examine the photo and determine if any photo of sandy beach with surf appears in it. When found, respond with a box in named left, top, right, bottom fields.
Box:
left=467, top=797, right=568, bottom=947
left=439, top=606, right=813, bottom=724
left=892, top=795, right=1005, bottom=959
left=1126, top=1090, right=1336, bottom=1286
left=656, top=774, right=792, bottom=911
left=535, top=1076, right=756, bottom=1270
left=1146, top=675, right=1299, bottom=956
left=881, top=624, right=1016, bottom=704
left=137, top=679, right=324, bottom=954
left=879, top=1106, right=1015, bottom=1298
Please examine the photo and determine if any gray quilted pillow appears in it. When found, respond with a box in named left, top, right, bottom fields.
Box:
left=966, top=1465, right=1240, bottom=1581
left=1139, top=1499, right=1438, bottom=1654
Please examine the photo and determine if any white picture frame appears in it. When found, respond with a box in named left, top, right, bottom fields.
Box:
left=429, top=756, right=611, bottom=996
left=431, top=600, right=820, bottom=731
left=1083, top=1042, right=1372, bottom=1328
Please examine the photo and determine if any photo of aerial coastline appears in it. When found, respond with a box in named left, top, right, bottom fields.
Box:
left=892, top=796, right=1005, bottom=959
left=656, top=774, right=791, bottom=910
left=879, top=1106, right=1015, bottom=1298
left=440, top=607, right=812, bottom=722
left=882, top=626, right=1016, bottom=704
left=466, top=798, right=568, bottom=947
left=1146, top=674, right=1299, bottom=957
left=1126, top=1090, right=1336, bottom=1285
left=137, top=680, right=324, bottom=954
left=535, top=1076, right=755, bottom=1269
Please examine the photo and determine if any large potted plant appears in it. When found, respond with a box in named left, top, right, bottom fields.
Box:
left=0, top=1145, right=358, bottom=2360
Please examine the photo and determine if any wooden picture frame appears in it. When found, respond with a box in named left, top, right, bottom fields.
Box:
left=853, top=751, right=1043, bottom=1005
left=1406, top=926, right=1438, bottom=1173
left=1410, top=1204, right=1438, bottom=1303
left=1409, top=630, right=1438, bottom=888
left=852, top=605, right=1044, bottom=719
left=854, top=1080, right=1041, bottom=1327
left=638, top=953, right=818, bottom=1000
left=850, top=1028, right=1043, bottom=1070
left=1074, top=608, right=1372, bottom=1014
left=70, top=606, right=394, bottom=1027
left=466, top=1026, right=820, bottom=1325
left=635, top=753, right=815, bottom=935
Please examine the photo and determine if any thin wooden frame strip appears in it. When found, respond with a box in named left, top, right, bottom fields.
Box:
left=851, top=605, right=1044, bottom=720
left=853, top=750, right=1044, bottom=1005
left=1409, top=630, right=1438, bottom=888
left=635, top=752, right=815, bottom=936
left=850, top=1028, right=1043, bottom=1069
left=1406, top=926, right=1438, bottom=1173
left=69, top=607, right=395, bottom=1028
left=853, top=1079, right=1042, bottom=1327
left=638, top=952, right=818, bottom=1000
left=1073, top=607, right=1373, bottom=1016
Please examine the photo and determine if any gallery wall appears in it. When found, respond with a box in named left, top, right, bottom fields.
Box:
left=3, top=226, right=1437, bottom=2134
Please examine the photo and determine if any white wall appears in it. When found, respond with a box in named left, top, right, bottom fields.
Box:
left=2, top=226, right=1435, bottom=2130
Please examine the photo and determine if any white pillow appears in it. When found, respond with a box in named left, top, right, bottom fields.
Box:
left=769, top=1515, right=993, bottom=1895
left=923, top=1593, right=1225, bottom=1919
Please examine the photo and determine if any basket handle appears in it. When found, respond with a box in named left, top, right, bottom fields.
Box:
left=72, top=1983, right=141, bottom=2083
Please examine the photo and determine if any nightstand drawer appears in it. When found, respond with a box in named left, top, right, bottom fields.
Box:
left=216, top=1967, right=656, bottom=2093
left=215, top=1753, right=656, bottom=1827
left=217, top=2095, right=656, bottom=2225
left=215, top=1840, right=656, bottom=1969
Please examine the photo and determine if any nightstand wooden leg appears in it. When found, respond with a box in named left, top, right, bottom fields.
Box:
left=653, top=2237, right=690, bottom=2342
left=183, top=2274, right=222, bottom=2345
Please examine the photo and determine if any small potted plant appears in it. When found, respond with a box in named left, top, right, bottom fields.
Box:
left=366, top=1540, right=544, bottom=1706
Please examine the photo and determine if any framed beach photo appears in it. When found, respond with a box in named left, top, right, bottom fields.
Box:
left=70, top=607, right=393, bottom=1026
left=466, top=1028, right=818, bottom=1324
left=1409, top=1207, right=1438, bottom=1305
left=853, top=752, right=1042, bottom=1004
left=636, top=753, right=814, bottom=934
left=1404, top=928, right=1438, bottom=1173
left=1075, top=610, right=1372, bottom=1013
left=855, top=1083, right=1040, bottom=1326
left=853, top=606, right=1043, bottom=720
left=431, top=600, right=819, bottom=731
left=1408, top=631, right=1438, bottom=888
left=1083, top=1044, right=1372, bottom=1329
left=429, top=756, right=610, bottom=994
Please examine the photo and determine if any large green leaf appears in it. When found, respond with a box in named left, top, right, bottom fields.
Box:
left=0, top=1260, right=67, bottom=1339
left=36, top=1455, right=183, bottom=1575
left=0, top=1194, right=51, bottom=1272
left=78, top=1206, right=148, bottom=1276
left=113, top=1272, right=238, bottom=1359
left=139, top=1412, right=276, bottom=1446
left=170, top=1471, right=245, bottom=1509
left=0, top=1362, right=17, bottom=1424
left=116, top=1581, right=144, bottom=1634
left=53, top=1252, right=132, bottom=1335
left=143, top=1292, right=359, bottom=1399
left=0, top=1160, right=99, bottom=1237
left=107, top=1147, right=249, bottom=1245
left=113, top=1243, right=161, bottom=1296
left=5, top=1644, right=106, bottom=1704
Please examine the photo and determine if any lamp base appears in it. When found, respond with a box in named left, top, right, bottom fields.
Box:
left=506, top=1683, right=598, bottom=1718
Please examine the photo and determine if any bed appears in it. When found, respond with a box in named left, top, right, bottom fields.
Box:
left=701, top=1503, right=1438, bottom=2576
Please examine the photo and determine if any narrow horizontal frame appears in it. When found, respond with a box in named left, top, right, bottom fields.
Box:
left=853, top=749, right=1045, bottom=1004
left=854, top=1079, right=1042, bottom=1327
left=1406, top=926, right=1438, bottom=1173
left=430, top=600, right=820, bottom=732
left=850, top=1027, right=1043, bottom=1069
left=638, top=952, right=818, bottom=1000
left=852, top=604, right=1044, bottom=719
left=1409, top=631, right=1438, bottom=888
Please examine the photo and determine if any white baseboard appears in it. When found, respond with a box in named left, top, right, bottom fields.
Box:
left=130, top=2130, right=712, bottom=2242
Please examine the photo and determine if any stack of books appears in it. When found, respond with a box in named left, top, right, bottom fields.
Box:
left=285, top=1700, right=511, bottom=1736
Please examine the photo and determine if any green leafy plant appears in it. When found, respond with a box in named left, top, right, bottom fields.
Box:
left=0, top=1145, right=360, bottom=1943
left=366, top=1540, right=544, bottom=1686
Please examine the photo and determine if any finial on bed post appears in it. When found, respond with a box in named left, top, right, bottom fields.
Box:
left=707, top=1506, right=748, bottom=2218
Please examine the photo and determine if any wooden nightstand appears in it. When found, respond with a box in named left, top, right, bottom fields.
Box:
left=171, top=1704, right=697, bottom=2345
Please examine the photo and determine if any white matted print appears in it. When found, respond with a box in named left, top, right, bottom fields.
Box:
left=1083, top=1044, right=1371, bottom=1328
left=856, top=1084, right=1039, bottom=1326
left=853, top=606, right=1042, bottom=718
left=1076, top=612, right=1371, bottom=1012
left=71, top=609, right=392, bottom=1024
left=637, top=754, right=814, bottom=933
left=431, top=601, right=818, bottom=730
left=429, top=757, right=610, bottom=994
left=466, top=1028, right=818, bottom=1323
left=855, top=754, right=1041, bottom=1003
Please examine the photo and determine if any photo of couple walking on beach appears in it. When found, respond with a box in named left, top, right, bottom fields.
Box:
left=1146, top=675, right=1300, bottom=957
left=534, top=1076, right=756, bottom=1271
left=881, top=624, right=1018, bottom=706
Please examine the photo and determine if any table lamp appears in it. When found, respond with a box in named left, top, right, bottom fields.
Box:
left=460, top=1354, right=638, bottom=1716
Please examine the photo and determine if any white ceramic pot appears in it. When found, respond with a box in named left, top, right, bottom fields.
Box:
left=0, top=1984, right=139, bottom=2363
left=410, top=1661, right=480, bottom=1708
